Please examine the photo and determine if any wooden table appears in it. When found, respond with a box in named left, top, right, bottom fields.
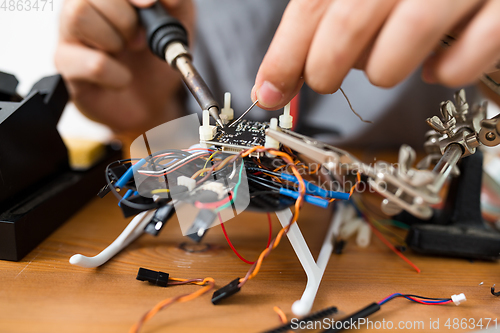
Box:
left=1, top=183, right=499, bottom=332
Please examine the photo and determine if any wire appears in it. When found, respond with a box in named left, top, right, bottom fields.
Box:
left=151, top=189, right=170, bottom=194
left=130, top=277, right=215, bottom=333
left=378, top=293, right=452, bottom=305
left=368, top=220, right=421, bottom=273
left=219, top=212, right=273, bottom=265
left=105, top=160, right=159, bottom=211
left=353, top=196, right=420, bottom=273
left=273, top=306, right=287, bottom=324
left=195, top=194, right=233, bottom=210
left=200, top=151, right=219, bottom=176
left=339, top=87, right=373, bottom=124
left=138, top=151, right=210, bottom=176
left=214, top=163, right=245, bottom=212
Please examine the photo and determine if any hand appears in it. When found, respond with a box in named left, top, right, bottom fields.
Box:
left=55, top=0, right=194, bottom=137
left=252, top=0, right=500, bottom=110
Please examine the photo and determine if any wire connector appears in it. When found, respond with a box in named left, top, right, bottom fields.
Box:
left=186, top=209, right=217, bottom=242
left=136, top=267, right=169, bottom=287
left=451, top=293, right=466, bottom=305
left=211, top=278, right=241, bottom=305
left=177, top=175, right=196, bottom=192
left=144, top=203, right=175, bottom=236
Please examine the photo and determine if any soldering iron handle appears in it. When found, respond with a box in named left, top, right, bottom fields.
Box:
left=136, top=2, right=189, bottom=60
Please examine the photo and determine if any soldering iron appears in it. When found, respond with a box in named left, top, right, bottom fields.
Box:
left=137, top=2, right=224, bottom=128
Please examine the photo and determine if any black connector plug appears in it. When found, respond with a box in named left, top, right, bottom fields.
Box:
left=136, top=268, right=169, bottom=287
left=211, top=278, right=241, bottom=305
left=186, top=209, right=217, bottom=243
left=144, top=203, right=175, bottom=236
left=97, top=182, right=112, bottom=198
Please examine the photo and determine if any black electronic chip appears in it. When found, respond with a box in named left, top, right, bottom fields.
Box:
left=202, top=120, right=269, bottom=155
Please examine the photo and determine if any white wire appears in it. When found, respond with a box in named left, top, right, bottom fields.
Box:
left=228, top=161, right=238, bottom=179
left=138, top=151, right=207, bottom=175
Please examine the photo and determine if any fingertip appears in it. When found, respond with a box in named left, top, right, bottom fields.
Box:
left=255, top=81, right=284, bottom=109
left=250, top=85, right=257, bottom=102
left=129, top=0, right=155, bottom=8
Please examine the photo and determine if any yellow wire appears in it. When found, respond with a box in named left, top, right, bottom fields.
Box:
left=200, top=151, right=219, bottom=176
left=151, top=189, right=170, bottom=194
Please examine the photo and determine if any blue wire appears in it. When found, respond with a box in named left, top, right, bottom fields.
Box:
left=379, top=293, right=450, bottom=305
left=118, top=189, right=134, bottom=207
left=280, top=173, right=350, bottom=200
left=279, top=188, right=330, bottom=208
left=115, top=158, right=147, bottom=189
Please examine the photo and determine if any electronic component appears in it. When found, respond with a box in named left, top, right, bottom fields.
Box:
left=220, top=92, right=234, bottom=123
left=279, top=102, right=293, bottom=129
left=144, top=203, right=175, bottom=236
left=199, top=110, right=216, bottom=142
left=136, top=267, right=169, bottom=287
left=451, top=293, right=466, bottom=305
left=186, top=209, right=218, bottom=242
left=203, top=119, right=269, bottom=156
left=491, top=285, right=500, bottom=296
left=264, top=118, right=280, bottom=151
left=211, top=278, right=241, bottom=305
left=177, top=175, right=196, bottom=192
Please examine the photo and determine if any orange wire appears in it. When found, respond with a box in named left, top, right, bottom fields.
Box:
left=238, top=148, right=306, bottom=284
left=129, top=277, right=215, bottom=333
left=273, top=306, right=288, bottom=324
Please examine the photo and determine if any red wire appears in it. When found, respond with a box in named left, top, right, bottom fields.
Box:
left=219, top=213, right=273, bottom=265
left=195, top=193, right=233, bottom=209
left=137, top=153, right=211, bottom=177
left=406, top=296, right=452, bottom=305
left=367, top=220, right=421, bottom=273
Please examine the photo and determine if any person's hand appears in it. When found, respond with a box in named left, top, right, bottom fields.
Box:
left=253, top=0, right=500, bottom=110
left=55, top=0, right=194, bottom=137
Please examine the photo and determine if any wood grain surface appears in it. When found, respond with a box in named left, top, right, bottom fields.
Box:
left=1, top=170, right=499, bottom=332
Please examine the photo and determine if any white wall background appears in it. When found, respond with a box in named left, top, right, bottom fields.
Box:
left=0, top=1, right=112, bottom=142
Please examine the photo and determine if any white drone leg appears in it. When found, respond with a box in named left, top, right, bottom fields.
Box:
left=276, top=203, right=346, bottom=316
left=69, top=209, right=156, bottom=268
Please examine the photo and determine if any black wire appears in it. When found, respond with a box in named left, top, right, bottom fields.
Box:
left=105, top=160, right=159, bottom=211
left=246, top=167, right=281, bottom=177
left=262, top=305, right=338, bottom=333
left=250, top=190, right=280, bottom=198
left=402, top=294, right=451, bottom=301
left=247, top=174, right=282, bottom=191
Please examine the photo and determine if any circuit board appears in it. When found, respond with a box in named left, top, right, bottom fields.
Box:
left=203, top=120, right=269, bottom=155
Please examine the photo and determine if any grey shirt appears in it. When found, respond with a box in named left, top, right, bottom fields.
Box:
left=187, top=0, right=480, bottom=149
